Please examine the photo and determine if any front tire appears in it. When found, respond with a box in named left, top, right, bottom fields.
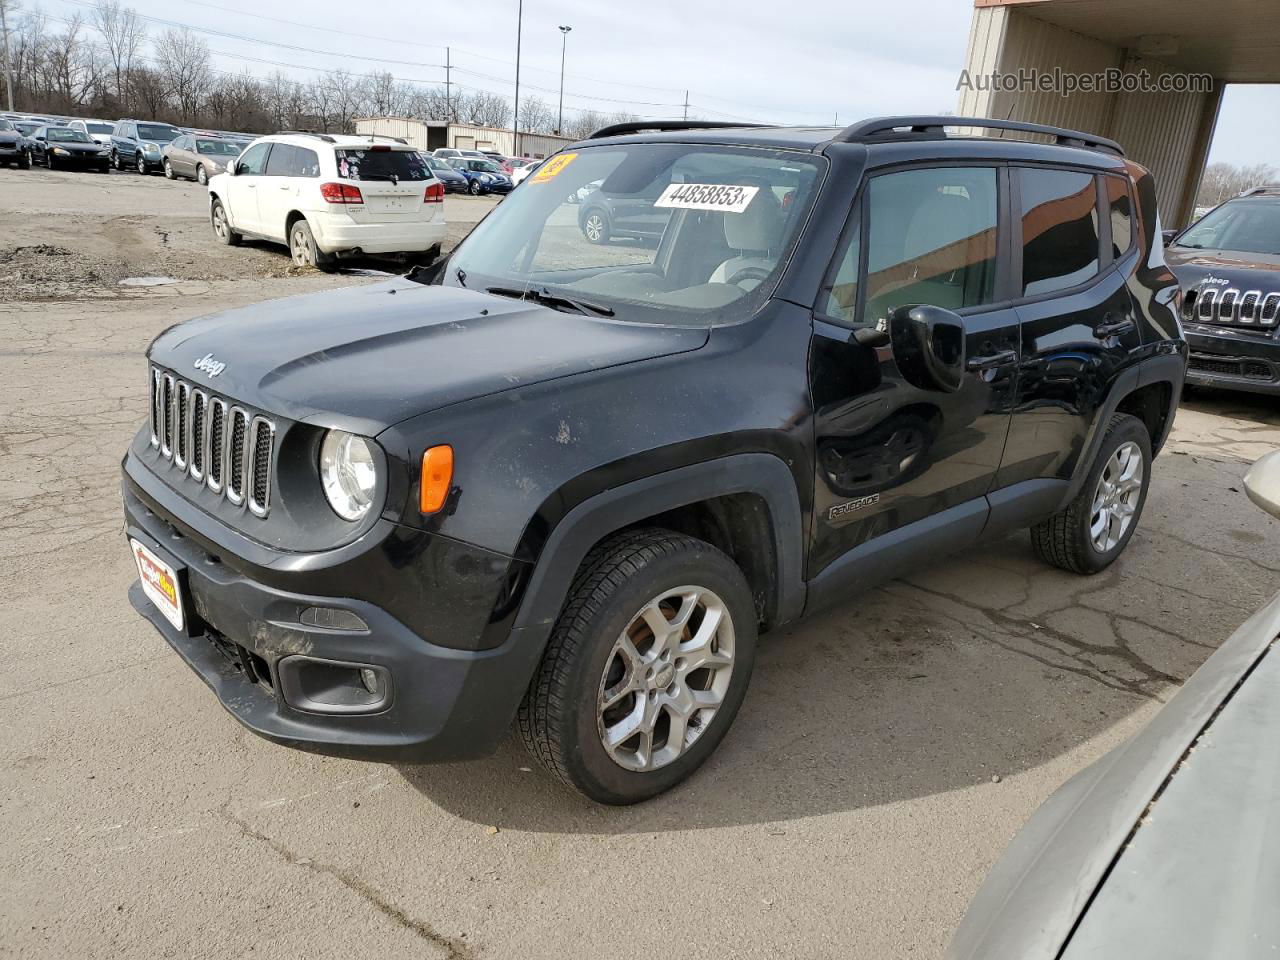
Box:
left=18, top=150, right=30, bottom=170
left=581, top=209, right=610, bottom=244
left=519, top=529, right=757, bottom=804
left=1031, top=413, right=1152, bottom=574
left=136, top=153, right=148, bottom=175
left=112, top=149, right=123, bottom=171
left=210, top=199, right=241, bottom=246
left=468, top=178, right=482, bottom=195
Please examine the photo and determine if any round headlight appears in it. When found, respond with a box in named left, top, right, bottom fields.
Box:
left=319, top=430, right=379, bottom=521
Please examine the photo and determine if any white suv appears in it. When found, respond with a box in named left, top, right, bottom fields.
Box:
left=207, top=134, right=447, bottom=269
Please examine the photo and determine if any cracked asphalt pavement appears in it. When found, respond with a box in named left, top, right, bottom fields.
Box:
left=3, top=167, right=1280, bottom=960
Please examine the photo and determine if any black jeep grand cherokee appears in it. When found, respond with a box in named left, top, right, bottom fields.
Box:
left=1167, top=184, right=1280, bottom=396
left=123, top=117, right=1186, bottom=804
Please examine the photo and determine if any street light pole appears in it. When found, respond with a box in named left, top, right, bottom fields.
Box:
left=557, top=25, right=571, bottom=137
left=512, top=0, right=523, bottom=158
left=0, top=0, right=15, bottom=114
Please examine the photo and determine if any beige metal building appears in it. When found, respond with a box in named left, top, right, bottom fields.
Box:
left=353, top=117, right=572, bottom=159
left=959, top=0, right=1280, bottom=226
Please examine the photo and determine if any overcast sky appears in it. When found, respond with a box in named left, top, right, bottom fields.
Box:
left=38, top=0, right=1280, bottom=169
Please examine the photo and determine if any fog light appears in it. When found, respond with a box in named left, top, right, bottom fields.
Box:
left=360, top=668, right=380, bottom=695
left=299, top=606, right=368, bottom=632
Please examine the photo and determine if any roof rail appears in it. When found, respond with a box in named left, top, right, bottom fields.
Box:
left=277, top=130, right=337, bottom=143
left=588, top=119, right=771, bottom=140
left=835, top=115, right=1124, bottom=156
left=1241, top=183, right=1280, bottom=197
left=363, top=133, right=408, bottom=144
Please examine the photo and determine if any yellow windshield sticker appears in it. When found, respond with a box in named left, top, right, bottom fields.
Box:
left=532, top=153, right=576, bottom=183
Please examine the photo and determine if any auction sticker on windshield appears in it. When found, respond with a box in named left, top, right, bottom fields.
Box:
left=654, top=183, right=760, bottom=213
left=131, top=538, right=184, bottom=631
left=532, top=153, right=576, bottom=182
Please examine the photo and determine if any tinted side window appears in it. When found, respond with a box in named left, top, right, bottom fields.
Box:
left=294, top=147, right=320, bottom=177
left=1105, top=175, right=1133, bottom=259
left=863, top=166, right=999, bottom=324
left=822, top=207, right=862, bottom=324
left=1019, top=168, right=1100, bottom=297
left=265, top=143, right=296, bottom=176
left=237, top=142, right=271, bottom=176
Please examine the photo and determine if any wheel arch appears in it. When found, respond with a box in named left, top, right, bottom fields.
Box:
left=508, top=453, right=807, bottom=656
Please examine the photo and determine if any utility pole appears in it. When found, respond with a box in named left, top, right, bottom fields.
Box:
left=0, top=0, right=15, bottom=114
left=445, top=46, right=451, bottom=122
left=512, top=0, right=523, bottom=157
left=556, top=25, right=571, bottom=136
left=682, top=90, right=689, bottom=121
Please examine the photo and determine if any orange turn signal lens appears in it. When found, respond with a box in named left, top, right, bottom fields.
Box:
left=419, top=445, right=453, bottom=514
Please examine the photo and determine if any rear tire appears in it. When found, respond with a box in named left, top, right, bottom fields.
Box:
left=581, top=209, right=610, bottom=244
left=210, top=199, right=241, bottom=246
left=163, top=159, right=175, bottom=179
left=18, top=150, right=30, bottom=170
left=1030, top=413, right=1152, bottom=574
left=288, top=218, right=335, bottom=272
left=519, top=529, right=757, bottom=804
left=197, top=165, right=208, bottom=186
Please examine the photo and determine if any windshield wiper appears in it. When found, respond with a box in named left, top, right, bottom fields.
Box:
left=485, top=286, right=615, bottom=317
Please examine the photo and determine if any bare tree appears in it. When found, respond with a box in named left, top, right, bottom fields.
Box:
left=1198, top=161, right=1278, bottom=207
left=92, top=0, right=142, bottom=111
left=155, top=26, right=211, bottom=122
left=457, top=90, right=509, bottom=128
left=44, top=15, right=102, bottom=111
left=516, top=94, right=553, bottom=133
left=321, top=68, right=364, bottom=132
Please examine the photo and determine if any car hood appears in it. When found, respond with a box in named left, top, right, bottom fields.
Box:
left=0, top=130, right=19, bottom=145
left=50, top=141, right=105, bottom=153
left=1167, top=247, right=1280, bottom=291
left=147, top=279, right=708, bottom=432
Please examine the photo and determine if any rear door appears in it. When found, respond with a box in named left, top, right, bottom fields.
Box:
left=996, top=166, right=1140, bottom=489
left=225, top=141, right=271, bottom=234
left=809, top=163, right=1020, bottom=574
left=335, top=147, right=436, bottom=224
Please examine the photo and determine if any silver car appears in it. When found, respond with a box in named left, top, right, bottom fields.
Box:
left=948, top=449, right=1280, bottom=960
left=162, top=134, right=243, bottom=185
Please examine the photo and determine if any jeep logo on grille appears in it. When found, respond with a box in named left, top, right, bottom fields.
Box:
left=193, top=353, right=226, bottom=378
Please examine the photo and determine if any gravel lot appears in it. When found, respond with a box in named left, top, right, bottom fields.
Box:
left=3, top=166, right=1279, bottom=960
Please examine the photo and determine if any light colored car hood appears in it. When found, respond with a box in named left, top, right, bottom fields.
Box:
left=947, top=591, right=1280, bottom=960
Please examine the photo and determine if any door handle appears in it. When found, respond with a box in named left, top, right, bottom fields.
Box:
left=966, top=349, right=1018, bottom=372
left=1094, top=316, right=1136, bottom=338
left=279, top=185, right=290, bottom=190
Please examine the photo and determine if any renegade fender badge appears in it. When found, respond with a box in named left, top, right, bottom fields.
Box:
left=193, top=353, right=226, bottom=378
left=829, top=494, right=880, bottom=521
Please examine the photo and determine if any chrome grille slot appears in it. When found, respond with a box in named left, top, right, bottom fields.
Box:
left=174, top=382, right=190, bottom=469
left=208, top=399, right=226, bottom=492
left=148, top=367, right=274, bottom=516
left=225, top=407, right=250, bottom=506
left=1262, top=294, right=1280, bottom=326
left=1239, top=291, right=1259, bottom=324
left=1197, top=287, right=1218, bottom=321
left=1218, top=289, right=1238, bottom=322
left=190, top=390, right=207, bottom=481
left=247, top=417, right=275, bottom=518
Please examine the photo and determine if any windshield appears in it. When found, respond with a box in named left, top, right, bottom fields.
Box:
left=15, top=122, right=38, bottom=135
left=440, top=143, right=824, bottom=325
left=0, top=119, right=12, bottom=131
left=1177, top=199, right=1280, bottom=256
left=425, top=157, right=456, bottom=174
left=137, top=124, right=179, bottom=142
left=466, top=160, right=502, bottom=173
left=48, top=128, right=91, bottom=143
left=196, top=139, right=241, bottom=156
left=336, top=148, right=433, bottom=182
left=86, top=122, right=114, bottom=134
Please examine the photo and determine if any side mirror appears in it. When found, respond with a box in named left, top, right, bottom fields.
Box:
left=1161, top=228, right=1179, bottom=246
left=227, top=163, right=239, bottom=176
left=35, top=135, right=45, bottom=141
left=1244, top=450, right=1280, bottom=521
left=889, top=304, right=966, bottom=393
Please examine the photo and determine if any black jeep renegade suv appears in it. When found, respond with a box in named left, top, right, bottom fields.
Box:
left=123, top=117, right=1186, bottom=803
left=1167, top=184, right=1280, bottom=396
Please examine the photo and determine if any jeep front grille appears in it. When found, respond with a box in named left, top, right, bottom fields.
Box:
left=149, top=367, right=276, bottom=517
left=1189, top=287, right=1280, bottom=329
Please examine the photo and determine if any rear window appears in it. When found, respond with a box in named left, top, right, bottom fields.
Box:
left=336, top=149, right=432, bottom=182
left=87, top=122, right=114, bottom=134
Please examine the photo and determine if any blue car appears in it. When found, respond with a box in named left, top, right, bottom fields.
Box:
left=424, top=154, right=469, bottom=194
left=448, top=157, right=513, bottom=196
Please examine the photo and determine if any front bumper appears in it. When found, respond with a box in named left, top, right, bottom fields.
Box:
left=123, top=463, right=542, bottom=762
left=1184, top=323, right=1280, bottom=396
left=310, top=217, right=447, bottom=255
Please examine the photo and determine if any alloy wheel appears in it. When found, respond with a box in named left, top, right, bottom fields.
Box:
left=197, top=165, right=207, bottom=185
left=1090, top=441, right=1143, bottom=552
left=136, top=154, right=146, bottom=174
left=212, top=204, right=228, bottom=241
left=584, top=214, right=604, bottom=242
left=290, top=224, right=313, bottom=267
left=596, top=585, right=735, bottom=772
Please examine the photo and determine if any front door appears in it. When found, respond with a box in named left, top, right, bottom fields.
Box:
left=997, top=166, right=1140, bottom=488
left=809, top=164, right=1019, bottom=574
left=226, top=142, right=271, bottom=235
